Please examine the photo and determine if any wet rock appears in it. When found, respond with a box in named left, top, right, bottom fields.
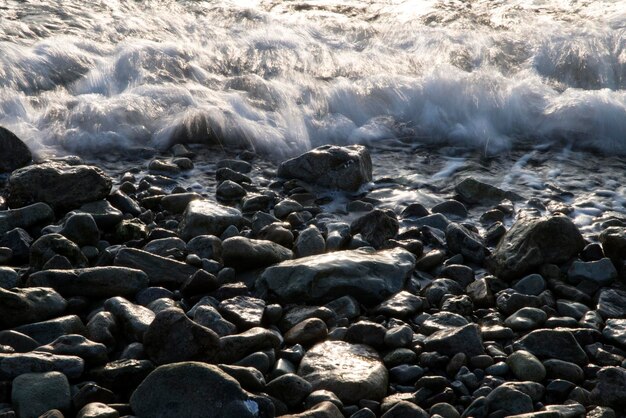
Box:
left=114, top=247, right=197, bottom=287
left=278, top=145, right=372, bottom=191
left=178, top=200, right=244, bottom=240
left=222, top=236, right=292, bottom=270
left=602, top=319, right=626, bottom=347
left=568, top=258, right=617, bottom=290
left=8, top=162, right=112, bottom=212
left=445, top=223, right=488, bottom=263
left=86, top=359, right=154, bottom=396
left=513, top=329, right=587, bottom=364
left=130, top=362, right=260, bottom=418
left=374, top=291, right=423, bottom=318
left=217, top=159, right=252, bottom=173
left=298, top=341, right=388, bottom=404
left=504, top=307, right=547, bottom=331
left=283, top=401, right=344, bottom=418
left=0, top=126, right=32, bottom=172
left=257, top=247, right=415, bottom=306
left=192, top=305, right=237, bottom=337
left=0, top=287, right=66, bottom=329
left=294, top=225, right=326, bottom=258
left=0, top=203, right=54, bottom=235
left=345, top=321, right=387, bottom=348
left=420, top=311, right=469, bottom=334
left=11, top=372, right=70, bottom=418
left=218, top=327, right=281, bottom=363
left=218, top=296, right=266, bottom=330
left=43, top=213, right=100, bottom=247
left=432, top=200, right=467, bottom=220
left=77, top=402, right=119, bottom=418
left=30, top=233, right=88, bottom=270
left=266, top=373, right=313, bottom=408
left=599, top=227, right=626, bottom=264
left=86, top=312, right=117, bottom=348
left=513, top=274, right=546, bottom=296
left=216, top=167, right=252, bottom=184
left=424, top=324, right=484, bottom=357
left=350, top=209, right=399, bottom=249
left=597, top=288, right=626, bottom=319
left=0, top=352, right=84, bottom=379
left=0, top=227, right=32, bottom=263
left=28, top=267, right=149, bottom=298
left=543, top=359, right=584, bottom=383
left=219, top=364, right=266, bottom=392
left=35, top=334, right=107, bottom=365
left=104, top=297, right=155, bottom=342
left=217, top=180, right=246, bottom=201
left=485, top=385, right=533, bottom=415
left=488, top=215, right=585, bottom=280
left=0, top=266, right=18, bottom=289
left=143, top=308, right=220, bottom=365
left=186, top=234, right=222, bottom=260
left=381, top=401, right=429, bottom=418
left=592, top=366, right=626, bottom=409
left=79, top=200, right=124, bottom=229
left=15, top=315, right=87, bottom=345
left=507, top=350, right=546, bottom=382
left=455, top=178, right=522, bottom=205
left=384, top=325, right=413, bottom=348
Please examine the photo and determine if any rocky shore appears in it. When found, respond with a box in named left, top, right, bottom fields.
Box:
left=1, top=127, right=626, bottom=418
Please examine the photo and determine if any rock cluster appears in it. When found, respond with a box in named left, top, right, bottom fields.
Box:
left=0, top=137, right=624, bottom=418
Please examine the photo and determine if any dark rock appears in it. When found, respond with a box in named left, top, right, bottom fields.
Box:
left=0, top=287, right=66, bottom=329
left=424, top=324, right=484, bottom=357
left=186, top=235, right=222, bottom=261
left=218, top=296, right=266, bottom=330
left=350, top=209, right=399, bottom=249
left=76, top=402, right=119, bottom=418
left=488, top=215, right=585, bottom=280
left=278, top=145, right=372, bottom=191
left=506, top=350, right=546, bottom=382
left=455, top=178, right=522, bottom=205
left=294, top=225, right=325, bottom=258
left=374, top=291, right=423, bottom=318
left=218, top=364, right=266, bottom=392
left=114, top=247, right=197, bottom=287
left=178, top=200, right=244, bottom=240
left=568, top=258, right=617, bottom=290
left=345, top=321, right=387, bottom=348
left=8, top=162, right=112, bottom=212
left=597, top=288, right=626, bottom=319
left=15, top=315, right=87, bottom=345
left=36, top=334, right=107, bottom=365
left=0, top=352, right=84, bottom=379
left=216, top=159, right=252, bottom=173
left=43, top=213, right=100, bottom=248
left=592, top=366, right=626, bottom=409
left=11, top=371, right=70, bottom=418
left=30, top=233, right=88, bottom=270
left=602, top=319, right=626, bottom=347
left=513, top=274, right=546, bottom=296
left=432, top=200, right=467, bottom=220
left=485, top=385, right=533, bottom=415
left=504, top=307, right=547, bottom=331
left=257, top=247, right=415, bottom=306
left=284, top=318, right=328, bottom=346
left=381, top=401, right=428, bottom=418
left=543, top=359, right=584, bottom=383
left=599, top=227, right=626, bottom=264
left=104, top=297, right=154, bottom=342
left=79, top=200, right=123, bottom=229
left=217, top=180, right=247, bottom=201
left=218, top=327, right=281, bottom=363
left=0, top=126, right=32, bottom=172
left=266, top=373, right=313, bottom=408
left=446, top=223, right=488, bottom=263
left=0, top=203, right=54, bottom=235
left=513, top=329, right=587, bottom=364
left=222, top=236, right=292, bottom=270
left=86, top=359, right=154, bottom=396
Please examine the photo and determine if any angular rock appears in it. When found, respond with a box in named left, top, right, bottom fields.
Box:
left=86, top=359, right=154, bottom=396
left=218, top=327, right=281, bottom=363
left=114, top=247, right=197, bottom=287
left=278, top=145, right=372, bottom=191
left=424, top=324, right=484, bottom=357
left=0, top=126, right=32, bottom=172
left=592, top=366, right=626, bottom=409
left=218, top=296, right=266, bottom=330
left=130, top=362, right=260, bottom=418
left=602, top=319, right=626, bottom=347
left=488, top=215, right=585, bottom=280
left=445, top=223, right=488, bottom=263
left=256, top=247, right=415, bottom=306
left=77, top=402, right=119, bottom=418
left=222, top=236, right=292, bottom=270
left=455, top=178, right=521, bottom=205
left=0, top=203, right=54, bottom=235
left=350, top=209, right=399, bottom=249
left=178, top=200, right=244, bottom=241
left=104, top=297, right=155, bottom=342
left=11, top=372, right=70, bottom=418
left=0, top=287, right=66, bottom=329
left=374, top=291, right=423, bottom=318
left=298, top=341, right=388, bottom=404
left=27, top=267, right=149, bottom=298
left=9, top=162, right=112, bottom=212
left=30, top=233, right=88, bottom=270
left=79, top=200, right=124, bottom=229
left=568, top=258, right=617, bottom=289
left=513, top=329, right=587, bottom=364
left=597, top=288, right=626, bottom=319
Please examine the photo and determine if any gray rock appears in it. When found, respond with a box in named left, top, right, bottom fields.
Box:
left=178, top=200, right=244, bottom=240
left=15, top=315, right=87, bottom=345
left=143, top=308, right=220, bottom=365
left=504, top=307, right=547, bottom=332
left=30, top=233, right=88, bottom=270
left=432, top=200, right=467, bottom=220
left=0, top=267, right=18, bottom=289
left=36, top=334, right=107, bottom=365
left=513, top=274, right=546, bottom=296
left=592, top=366, right=626, bottom=409
left=278, top=145, right=372, bottom=191
left=384, top=325, right=414, bottom=348
left=256, top=247, right=415, bottom=306
left=0, top=126, right=32, bottom=172
left=0, top=287, right=66, bottom=329
left=218, top=364, right=266, bottom=392
left=27, top=267, right=149, bottom=298
left=485, top=385, right=533, bottom=415
left=543, top=359, right=584, bottom=383
left=186, top=235, right=222, bottom=260
left=446, top=223, right=488, bottom=263
left=217, top=180, right=246, bottom=201
left=11, top=372, right=70, bottom=418
left=86, top=358, right=154, bottom=395
left=218, top=296, right=266, bottom=330
left=0, top=351, right=84, bottom=379
left=266, top=373, right=313, bottom=408
left=599, top=227, right=626, bottom=263
left=217, top=159, right=252, bottom=173
left=114, top=247, right=197, bottom=287
left=192, top=306, right=237, bottom=337
left=381, top=401, right=429, bottom=418
left=597, top=288, right=626, bottom=319
left=0, top=227, right=33, bottom=262
left=424, top=323, right=484, bottom=357
left=513, top=329, right=587, bottom=364
left=77, top=402, right=119, bottom=418
left=104, top=297, right=155, bottom=341
left=79, top=200, right=124, bottom=229
left=9, top=162, right=112, bottom=212
left=130, top=362, right=260, bottom=418
left=488, top=215, right=585, bottom=280
left=108, top=190, right=141, bottom=216
left=455, top=178, right=522, bottom=205
left=350, top=209, right=399, bottom=249
left=86, top=311, right=117, bottom=348
left=142, top=237, right=186, bottom=258
left=0, top=203, right=54, bottom=235
left=374, top=291, right=423, bottom=318
left=602, top=319, right=626, bottom=347
left=294, top=225, right=326, bottom=258
left=222, top=236, right=292, bottom=270
left=420, top=312, right=469, bottom=334
left=218, top=327, right=281, bottom=363
left=43, top=213, right=100, bottom=247
left=298, top=341, right=388, bottom=404
left=507, top=350, right=546, bottom=382
left=568, top=258, right=617, bottom=290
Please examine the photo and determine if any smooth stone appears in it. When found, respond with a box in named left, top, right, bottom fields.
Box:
left=142, top=237, right=186, bottom=258
left=218, top=327, right=281, bottom=363
left=36, top=334, right=108, bottom=365
left=284, top=318, right=328, bottom=346
left=432, top=200, right=467, bottom=220
left=218, top=364, right=266, bottom=392
left=11, top=372, right=70, bottom=418
left=424, top=324, right=484, bottom=357
left=374, top=291, right=423, bottom=318
left=380, top=401, right=428, bottom=418
left=130, top=362, right=260, bottom=418
left=0, top=227, right=33, bottom=262
left=114, top=247, right=197, bottom=287
left=294, top=225, right=326, bottom=258
left=304, top=389, right=343, bottom=410
left=217, top=180, right=246, bottom=200
left=186, top=234, right=222, bottom=260
left=504, top=307, right=547, bottom=331
left=257, top=247, right=415, bottom=306
left=216, top=167, right=252, bottom=184
left=455, top=178, right=522, bottom=204
left=15, top=315, right=87, bottom=345
left=177, top=200, right=244, bottom=241
left=597, top=288, right=626, bottom=319
left=513, top=274, right=546, bottom=296
left=439, top=264, right=474, bottom=288
left=599, top=227, right=626, bottom=263
left=507, top=350, right=546, bottom=382
left=0, top=126, right=32, bottom=172
left=0, top=352, right=84, bottom=379
left=603, top=319, right=626, bottom=347
left=0, top=267, right=18, bottom=289
left=0, top=287, right=66, bottom=329
left=278, top=145, right=372, bottom=191
left=344, top=321, right=387, bottom=348
left=591, top=366, right=626, bottom=409
left=485, top=385, right=533, bottom=415
left=43, top=213, right=100, bottom=247
left=192, top=306, right=237, bottom=337
left=543, top=359, right=584, bottom=383
left=513, top=329, right=587, bottom=364
left=568, top=258, right=617, bottom=289
left=384, top=326, right=414, bottom=349
left=281, top=401, right=344, bottom=418
left=86, top=359, right=154, bottom=396
left=266, top=373, right=313, bottom=408
left=350, top=209, right=399, bottom=249
left=218, top=296, right=266, bottom=330
left=79, top=200, right=124, bottom=229
left=298, top=341, right=388, bottom=404
left=8, top=162, right=112, bottom=212
left=0, top=203, right=54, bottom=235
left=107, top=189, right=141, bottom=216
left=222, top=236, right=292, bottom=270
left=27, top=267, right=149, bottom=298
left=76, top=402, right=119, bottom=418
left=420, top=312, right=469, bottom=334
left=487, top=215, right=585, bottom=280
left=216, top=159, right=252, bottom=173
left=30, top=233, right=88, bottom=270
left=104, top=297, right=155, bottom=341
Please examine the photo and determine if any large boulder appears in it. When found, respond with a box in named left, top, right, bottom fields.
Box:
left=0, top=287, right=67, bottom=329
left=222, top=236, right=292, bottom=270
left=8, top=162, right=112, bottom=212
left=256, top=247, right=415, bottom=306
left=178, top=200, right=244, bottom=240
left=130, top=362, right=261, bottom=418
left=0, top=203, right=54, bottom=235
left=298, top=341, right=388, bottom=404
left=0, top=126, right=32, bottom=172
left=487, top=215, right=585, bottom=280
left=278, top=145, right=372, bottom=191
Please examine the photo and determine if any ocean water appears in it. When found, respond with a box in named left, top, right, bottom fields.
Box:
left=1, top=0, right=625, bottom=158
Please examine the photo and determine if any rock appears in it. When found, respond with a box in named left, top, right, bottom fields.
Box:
left=485, top=385, right=534, bottom=415
left=86, top=311, right=117, bottom=348
left=284, top=318, right=329, bottom=346
left=513, top=274, right=546, bottom=296
left=504, top=307, right=547, bottom=331
left=9, top=162, right=112, bottom=212
left=178, top=200, right=244, bottom=241
left=218, top=327, right=281, bottom=363
left=568, top=258, right=617, bottom=290
left=79, top=200, right=123, bottom=229
left=597, top=288, right=626, bottom=319
left=424, top=324, right=484, bottom=357
left=0, top=267, right=18, bottom=289
left=487, top=215, right=585, bottom=280
left=15, top=315, right=87, bottom=345
left=599, top=227, right=626, bottom=263
left=30, top=233, right=88, bottom=270
left=0, top=203, right=54, bottom=235
left=603, top=319, right=626, bottom=347
left=0, top=352, right=84, bottom=379
left=543, top=359, right=584, bottom=383
left=104, top=297, right=155, bottom=341
left=143, top=308, right=220, bottom=365
left=192, top=305, right=237, bottom=337
left=186, top=235, right=222, bottom=260
left=0, top=126, right=32, bottom=172
left=513, top=329, right=587, bottom=364
left=507, top=350, right=546, bottom=382
left=43, top=213, right=100, bottom=247
left=256, top=247, right=415, bottom=306
left=350, top=209, right=399, bottom=249
left=130, top=362, right=260, bottom=418
left=294, top=225, right=326, bottom=258
left=454, top=178, right=521, bottom=205
left=219, top=364, right=266, bottom=392
left=374, top=291, right=423, bottom=318
left=114, top=247, right=197, bottom=287
left=298, top=341, right=388, bottom=404
left=217, top=159, right=252, bottom=173
left=142, top=237, right=186, bottom=258
left=278, top=145, right=372, bottom=191
left=420, top=312, right=469, bottom=334
left=35, top=334, right=108, bottom=365
left=592, top=366, right=626, bottom=409
left=0, top=287, right=66, bottom=329
left=384, top=325, right=414, bottom=348
left=282, top=401, right=344, bottom=418
left=432, top=200, right=467, bottom=220
left=218, top=296, right=266, bottom=330
left=0, top=227, right=33, bottom=262
left=266, top=373, right=313, bottom=408
left=86, top=359, right=154, bottom=396
left=11, top=372, right=70, bottom=418
left=77, top=402, right=119, bottom=418
left=216, top=167, right=251, bottom=184
left=381, top=401, right=428, bottom=418
left=217, top=180, right=246, bottom=201
left=445, top=223, right=488, bottom=263
left=222, top=236, right=292, bottom=270
left=27, top=267, right=149, bottom=298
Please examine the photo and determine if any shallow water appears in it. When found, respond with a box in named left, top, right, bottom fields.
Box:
left=1, top=0, right=625, bottom=157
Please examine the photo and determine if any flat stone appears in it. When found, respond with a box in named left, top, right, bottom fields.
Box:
left=177, top=200, right=244, bottom=241
left=222, top=236, right=292, bottom=270
left=217, top=327, right=281, bottom=363
left=0, top=351, right=84, bottom=379
left=11, top=372, right=70, bottom=418
left=256, top=247, right=415, bottom=306
left=455, top=178, right=522, bottom=205
left=35, top=334, right=108, bottom=365
left=130, top=362, right=260, bottom=418
left=27, top=267, right=149, bottom=298
left=513, top=329, right=587, bottom=364
left=298, top=341, right=388, bottom=404
left=0, top=287, right=67, bottom=329
left=114, top=247, right=197, bottom=287
left=14, top=315, right=87, bottom=345
left=374, top=291, right=424, bottom=318
left=0, top=203, right=54, bottom=235
left=424, top=323, right=484, bottom=357
left=218, top=296, right=266, bottom=330
left=0, top=126, right=32, bottom=172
